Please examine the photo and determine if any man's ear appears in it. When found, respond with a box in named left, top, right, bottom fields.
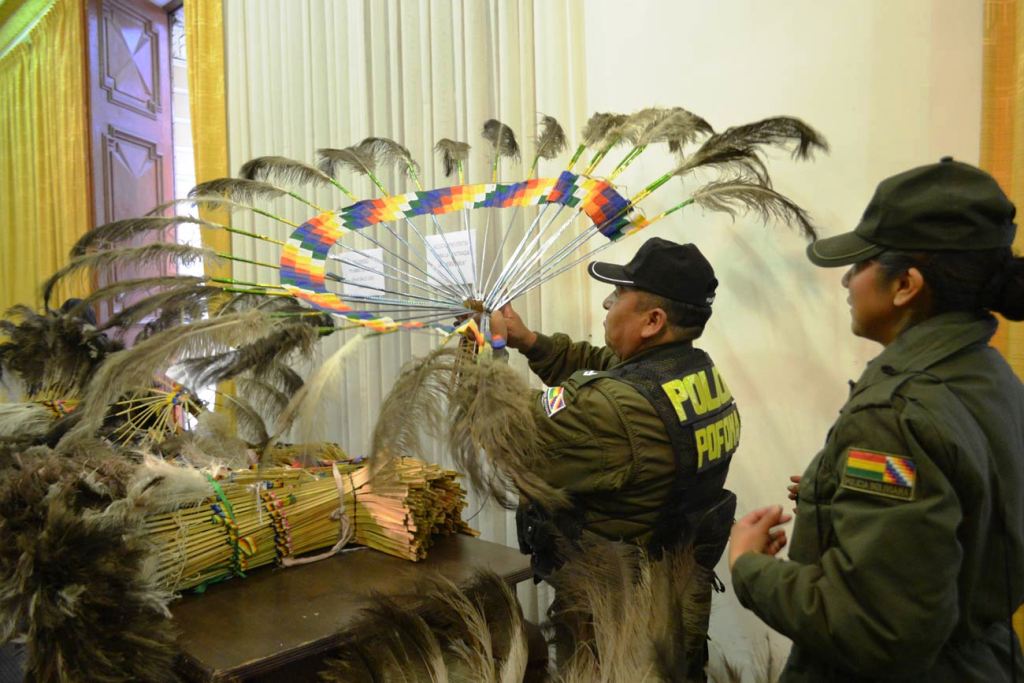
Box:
left=641, top=307, right=669, bottom=339
left=892, top=267, right=926, bottom=308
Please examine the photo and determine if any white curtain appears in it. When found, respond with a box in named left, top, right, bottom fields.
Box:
left=223, top=0, right=588, bottom=621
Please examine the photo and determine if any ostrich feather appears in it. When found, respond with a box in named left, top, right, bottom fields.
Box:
left=217, top=393, right=271, bottom=447
left=146, top=195, right=270, bottom=216
left=359, top=136, right=421, bottom=177
left=372, top=348, right=570, bottom=511
left=98, top=284, right=228, bottom=334
left=0, top=305, right=122, bottom=400
left=692, top=180, right=817, bottom=240
left=188, top=177, right=291, bottom=205
left=580, top=112, right=629, bottom=148
left=317, top=145, right=379, bottom=179
left=60, top=310, right=276, bottom=445
left=234, top=377, right=292, bottom=417
left=238, top=155, right=337, bottom=187
left=435, top=139, right=471, bottom=177
left=0, top=402, right=57, bottom=439
left=43, top=243, right=217, bottom=308
left=482, top=119, right=521, bottom=161
left=70, top=216, right=217, bottom=256
left=673, top=145, right=772, bottom=187
left=273, top=333, right=365, bottom=448
left=321, top=570, right=527, bottom=683
left=64, top=276, right=207, bottom=321
left=121, top=453, right=214, bottom=513
left=619, top=106, right=713, bottom=148
left=177, top=322, right=322, bottom=388
left=700, top=116, right=827, bottom=161
left=535, top=115, right=568, bottom=160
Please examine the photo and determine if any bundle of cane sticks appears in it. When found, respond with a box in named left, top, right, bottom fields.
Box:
left=143, top=456, right=476, bottom=593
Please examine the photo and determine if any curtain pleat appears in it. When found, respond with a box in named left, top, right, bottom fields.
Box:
left=0, top=0, right=90, bottom=313
left=980, top=0, right=1024, bottom=644
left=222, top=0, right=587, bottom=621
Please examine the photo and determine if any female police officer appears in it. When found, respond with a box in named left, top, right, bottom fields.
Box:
left=728, top=157, right=1024, bottom=682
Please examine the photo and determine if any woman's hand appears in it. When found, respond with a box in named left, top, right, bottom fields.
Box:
left=728, top=505, right=793, bottom=571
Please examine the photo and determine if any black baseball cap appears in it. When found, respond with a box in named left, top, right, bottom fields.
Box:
left=807, top=157, right=1017, bottom=267
left=588, top=237, right=717, bottom=307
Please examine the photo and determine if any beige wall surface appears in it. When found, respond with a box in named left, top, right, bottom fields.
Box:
left=579, top=0, right=983, bottom=673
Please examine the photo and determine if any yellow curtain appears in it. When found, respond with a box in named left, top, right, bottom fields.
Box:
left=184, top=0, right=231, bottom=279
left=0, top=0, right=90, bottom=313
left=981, top=0, right=1024, bottom=645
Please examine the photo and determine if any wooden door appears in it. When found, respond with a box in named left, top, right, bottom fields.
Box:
left=86, top=0, right=175, bottom=328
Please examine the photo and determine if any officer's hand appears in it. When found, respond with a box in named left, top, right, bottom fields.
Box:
left=788, top=475, right=801, bottom=513
left=491, top=304, right=537, bottom=352
left=728, top=505, right=793, bottom=571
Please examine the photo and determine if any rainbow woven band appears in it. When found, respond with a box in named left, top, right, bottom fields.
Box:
left=279, top=172, right=632, bottom=333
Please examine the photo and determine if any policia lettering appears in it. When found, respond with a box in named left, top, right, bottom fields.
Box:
left=662, top=367, right=739, bottom=472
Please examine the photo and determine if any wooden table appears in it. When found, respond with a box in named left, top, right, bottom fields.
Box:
left=172, top=535, right=533, bottom=682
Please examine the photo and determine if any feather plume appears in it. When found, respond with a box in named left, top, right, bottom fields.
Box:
left=98, top=284, right=227, bottom=334
left=154, top=411, right=255, bottom=469
left=0, top=449, right=178, bottom=681
left=65, top=276, right=207, bottom=322
left=217, top=393, right=271, bottom=447
left=146, top=195, right=270, bottom=216
left=238, top=155, right=337, bottom=187
left=358, top=136, right=421, bottom=177
left=273, top=333, right=365, bottom=449
left=698, top=116, right=827, bottom=161
left=0, top=402, right=58, bottom=439
left=43, top=243, right=216, bottom=308
left=372, top=348, right=570, bottom=511
left=189, top=177, right=292, bottom=206
left=434, top=138, right=472, bottom=178
left=320, top=569, right=527, bottom=683
left=673, top=145, right=772, bottom=187
left=482, top=119, right=521, bottom=161
left=234, top=377, right=292, bottom=417
left=61, top=310, right=277, bottom=445
left=692, top=180, right=817, bottom=239
left=0, top=305, right=122, bottom=400
left=317, top=145, right=379, bottom=179
left=70, top=216, right=217, bottom=256
left=534, top=115, right=568, bottom=160
left=580, top=112, right=629, bottom=148
left=550, top=537, right=706, bottom=683
left=176, top=321, right=322, bottom=388
left=618, top=106, right=712, bottom=148
left=120, top=453, right=215, bottom=513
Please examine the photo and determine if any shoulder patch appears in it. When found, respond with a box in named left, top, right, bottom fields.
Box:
left=542, top=386, right=567, bottom=417
left=840, top=448, right=916, bottom=501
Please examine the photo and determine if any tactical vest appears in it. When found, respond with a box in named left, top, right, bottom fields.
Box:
left=519, top=345, right=740, bottom=577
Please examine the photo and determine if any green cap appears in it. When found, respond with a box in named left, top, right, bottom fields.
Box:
left=807, top=157, right=1017, bottom=267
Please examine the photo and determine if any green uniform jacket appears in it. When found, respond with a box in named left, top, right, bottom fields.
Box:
left=732, top=312, right=1024, bottom=682
left=523, top=332, right=721, bottom=545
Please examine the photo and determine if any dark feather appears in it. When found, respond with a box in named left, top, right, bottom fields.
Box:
left=482, top=119, right=521, bottom=161
left=666, top=106, right=715, bottom=152
left=702, top=116, right=828, bottom=161
left=372, top=348, right=569, bottom=511
left=534, top=114, right=568, bottom=160
left=434, top=139, right=471, bottom=178
left=618, top=106, right=710, bottom=147
left=146, top=196, right=265, bottom=216
left=71, top=216, right=216, bottom=256
left=238, top=155, right=337, bottom=187
left=317, top=145, right=378, bottom=178
left=176, top=322, right=321, bottom=387
left=692, top=180, right=818, bottom=240
left=66, top=276, right=207, bottom=318
left=674, top=144, right=773, bottom=187
left=0, top=305, right=122, bottom=400
left=99, top=284, right=227, bottom=334
left=358, top=137, right=421, bottom=177
left=580, top=112, right=629, bottom=148
left=217, top=393, right=271, bottom=446
left=188, top=177, right=289, bottom=204
left=43, top=243, right=216, bottom=308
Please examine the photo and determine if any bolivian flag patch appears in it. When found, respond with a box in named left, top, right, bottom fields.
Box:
left=841, top=448, right=916, bottom=501
left=543, top=386, right=567, bottom=417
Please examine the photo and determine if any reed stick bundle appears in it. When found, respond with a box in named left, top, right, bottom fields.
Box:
left=144, top=456, right=476, bottom=593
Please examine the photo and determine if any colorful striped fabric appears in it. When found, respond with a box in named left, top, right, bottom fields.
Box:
left=279, top=173, right=634, bottom=334
left=846, top=449, right=916, bottom=488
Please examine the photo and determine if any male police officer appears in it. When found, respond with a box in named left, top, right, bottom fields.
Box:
left=491, top=236, right=739, bottom=677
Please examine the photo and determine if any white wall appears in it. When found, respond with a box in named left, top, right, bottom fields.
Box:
left=579, top=0, right=983, bottom=676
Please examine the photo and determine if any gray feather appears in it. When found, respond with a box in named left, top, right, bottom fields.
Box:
left=189, top=177, right=289, bottom=204
left=238, top=155, right=337, bottom=187
left=534, top=115, right=568, bottom=160
left=580, top=112, right=629, bottom=148
left=692, top=180, right=818, bottom=240
left=435, top=139, right=472, bottom=177
left=482, top=119, right=521, bottom=161
left=71, top=217, right=216, bottom=256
